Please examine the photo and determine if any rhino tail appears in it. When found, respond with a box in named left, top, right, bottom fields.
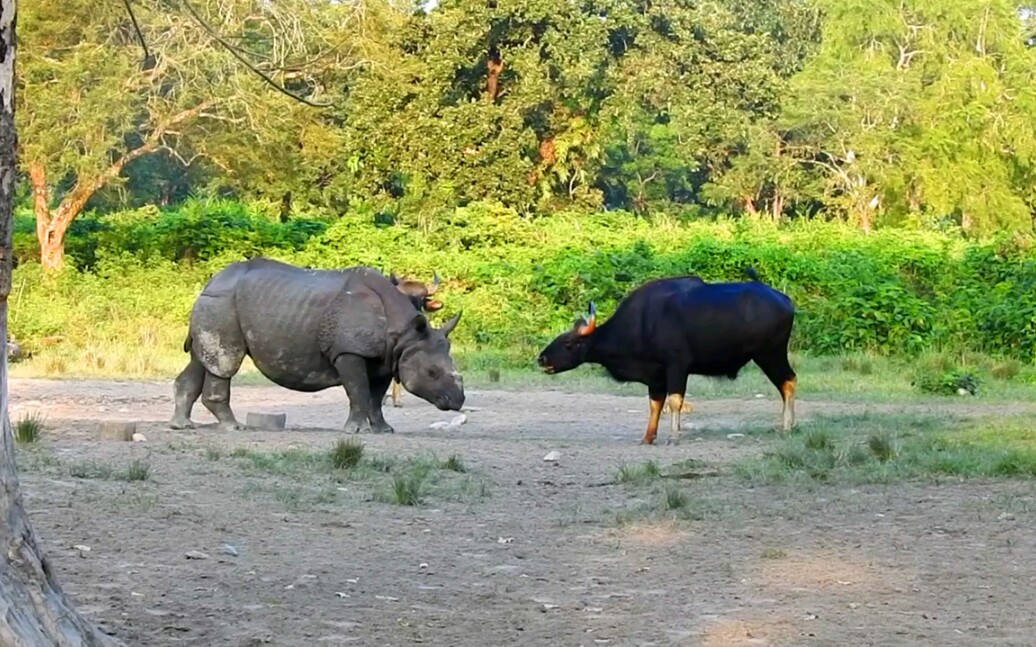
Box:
left=183, top=333, right=193, bottom=354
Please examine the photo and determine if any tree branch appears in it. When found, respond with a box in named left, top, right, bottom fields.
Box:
left=174, top=0, right=335, bottom=108
left=45, top=100, right=216, bottom=231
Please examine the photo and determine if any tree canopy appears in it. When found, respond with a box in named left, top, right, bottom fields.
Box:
left=13, top=0, right=1036, bottom=270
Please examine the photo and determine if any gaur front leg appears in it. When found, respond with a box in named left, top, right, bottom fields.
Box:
left=170, top=356, right=205, bottom=429
left=335, top=354, right=373, bottom=434
left=642, top=388, right=666, bottom=445
left=201, top=371, right=242, bottom=432
left=368, top=375, right=395, bottom=434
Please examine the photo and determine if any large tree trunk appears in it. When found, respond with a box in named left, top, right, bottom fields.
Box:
left=27, top=163, right=73, bottom=272
left=0, top=2, right=122, bottom=643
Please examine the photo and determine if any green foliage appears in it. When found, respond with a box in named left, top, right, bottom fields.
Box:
left=912, top=369, right=981, bottom=396
left=12, top=204, right=1036, bottom=376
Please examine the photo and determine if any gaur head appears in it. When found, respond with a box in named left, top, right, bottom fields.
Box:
left=390, top=271, right=444, bottom=313
left=537, top=302, right=597, bottom=375
left=396, top=310, right=465, bottom=411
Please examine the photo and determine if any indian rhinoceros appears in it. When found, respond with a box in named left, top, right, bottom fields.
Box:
left=169, top=257, right=465, bottom=433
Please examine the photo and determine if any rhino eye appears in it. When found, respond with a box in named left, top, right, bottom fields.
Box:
left=427, top=367, right=441, bottom=379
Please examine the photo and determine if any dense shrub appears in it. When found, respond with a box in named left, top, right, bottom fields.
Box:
left=10, top=200, right=1036, bottom=374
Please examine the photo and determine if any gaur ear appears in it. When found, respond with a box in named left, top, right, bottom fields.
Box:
left=440, top=311, right=462, bottom=337
left=410, top=313, right=429, bottom=334
left=425, top=298, right=444, bottom=311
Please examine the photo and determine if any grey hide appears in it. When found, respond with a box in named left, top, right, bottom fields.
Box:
left=169, top=258, right=464, bottom=434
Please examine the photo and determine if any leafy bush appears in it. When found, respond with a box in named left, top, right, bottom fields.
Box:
left=11, top=200, right=1036, bottom=375
left=913, top=369, right=981, bottom=396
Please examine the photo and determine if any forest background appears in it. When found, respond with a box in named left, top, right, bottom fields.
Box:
left=11, top=0, right=1036, bottom=386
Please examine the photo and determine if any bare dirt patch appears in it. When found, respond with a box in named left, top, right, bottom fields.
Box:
left=8, top=378, right=1036, bottom=646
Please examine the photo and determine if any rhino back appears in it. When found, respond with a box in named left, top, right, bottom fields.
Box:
left=233, top=260, right=391, bottom=391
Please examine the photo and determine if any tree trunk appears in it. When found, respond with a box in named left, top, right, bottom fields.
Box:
left=0, top=3, right=123, bottom=643
left=742, top=196, right=759, bottom=218
left=28, top=163, right=75, bottom=272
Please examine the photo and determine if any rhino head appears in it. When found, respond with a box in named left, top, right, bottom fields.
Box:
left=395, top=310, right=464, bottom=411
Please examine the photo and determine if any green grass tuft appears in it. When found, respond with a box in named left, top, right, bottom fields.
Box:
left=617, top=460, right=662, bottom=485
left=390, top=471, right=426, bottom=506
left=442, top=453, right=467, bottom=473
left=330, top=438, right=365, bottom=470
left=14, top=411, right=44, bottom=444
left=122, top=459, right=152, bottom=482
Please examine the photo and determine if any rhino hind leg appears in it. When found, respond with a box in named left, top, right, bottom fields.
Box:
left=201, top=371, right=242, bottom=431
left=335, top=354, right=373, bottom=435
left=368, top=375, right=395, bottom=434
left=170, top=356, right=205, bottom=429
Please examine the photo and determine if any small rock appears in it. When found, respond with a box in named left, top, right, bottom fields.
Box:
left=73, top=544, right=91, bottom=558
left=540, top=603, right=560, bottom=612
left=118, top=407, right=129, bottom=413
left=99, top=421, right=136, bottom=442
left=543, top=451, right=560, bottom=462
left=222, top=544, right=239, bottom=557
left=185, top=550, right=210, bottom=560
left=497, top=537, right=514, bottom=544
left=246, top=412, right=287, bottom=430
left=957, top=388, right=970, bottom=396
left=419, top=563, right=429, bottom=570
left=334, top=592, right=349, bottom=599
left=755, top=393, right=765, bottom=398
left=726, top=433, right=745, bottom=440
left=429, top=414, right=467, bottom=431
left=132, top=432, right=147, bottom=442
left=374, top=595, right=399, bottom=602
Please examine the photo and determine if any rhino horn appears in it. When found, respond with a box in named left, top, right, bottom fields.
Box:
left=440, top=310, right=462, bottom=337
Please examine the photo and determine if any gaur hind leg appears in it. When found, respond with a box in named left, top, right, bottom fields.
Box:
left=664, top=369, right=690, bottom=446
left=753, top=349, right=797, bottom=431
left=335, top=354, right=374, bottom=435
left=391, top=379, right=403, bottom=407
left=367, top=373, right=395, bottom=435
left=170, top=356, right=205, bottom=429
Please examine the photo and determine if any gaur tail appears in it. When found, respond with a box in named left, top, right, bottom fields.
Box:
left=743, top=266, right=762, bottom=282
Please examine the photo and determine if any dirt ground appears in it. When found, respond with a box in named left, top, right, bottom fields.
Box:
left=9, top=377, right=1036, bottom=646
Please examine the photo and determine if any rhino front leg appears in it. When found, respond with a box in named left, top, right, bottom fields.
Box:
left=201, top=371, right=242, bottom=432
left=368, top=375, right=395, bottom=434
left=335, top=354, right=373, bottom=434
left=170, top=356, right=204, bottom=429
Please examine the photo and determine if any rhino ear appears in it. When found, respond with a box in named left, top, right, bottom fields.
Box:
left=390, top=273, right=400, bottom=286
left=440, top=311, right=462, bottom=337
left=410, top=313, right=429, bottom=334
